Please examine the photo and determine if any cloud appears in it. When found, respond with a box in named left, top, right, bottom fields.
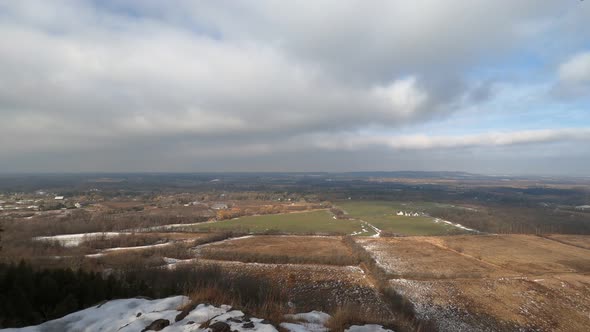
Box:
left=559, top=52, right=590, bottom=83
left=0, top=2, right=485, bottom=150
left=0, top=1, right=588, bottom=173
left=555, top=51, right=590, bottom=97
left=303, top=128, right=590, bottom=151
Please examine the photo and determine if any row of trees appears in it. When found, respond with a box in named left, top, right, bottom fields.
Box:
left=0, top=261, right=152, bottom=328
left=215, top=203, right=319, bottom=220
left=429, top=205, right=590, bottom=234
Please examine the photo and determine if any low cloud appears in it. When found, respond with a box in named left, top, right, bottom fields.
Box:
left=304, top=128, right=590, bottom=151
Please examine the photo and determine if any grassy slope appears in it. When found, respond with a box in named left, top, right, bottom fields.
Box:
left=336, top=201, right=465, bottom=236
left=192, top=210, right=363, bottom=235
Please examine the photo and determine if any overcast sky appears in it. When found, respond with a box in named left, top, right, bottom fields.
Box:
left=1, top=1, right=589, bottom=174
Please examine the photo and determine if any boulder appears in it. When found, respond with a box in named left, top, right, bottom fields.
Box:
left=142, top=319, right=170, bottom=331
left=209, top=321, right=232, bottom=332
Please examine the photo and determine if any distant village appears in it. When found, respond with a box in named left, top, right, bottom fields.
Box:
left=396, top=210, right=423, bottom=217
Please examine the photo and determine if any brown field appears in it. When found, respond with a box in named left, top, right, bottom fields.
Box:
left=421, top=234, right=590, bottom=274
left=355, top=237, right=513, bottom=279
left=391, top=275, right=590, bottom=332
left=199, top=235, right=356, bottom=265
left=357, top=235, right=590, bottom=331
left=543, top=234, right=590, bottom=250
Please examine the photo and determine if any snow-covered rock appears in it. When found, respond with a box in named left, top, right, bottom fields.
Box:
left=2, top=296, right=188, bottom=331
left=1, top=296, right=277, bottom=332
left=282, top=310, right=331, bottom=332
left=2, top=296, right=394, bottom=332
left=345, top=325, right=394, bottom=332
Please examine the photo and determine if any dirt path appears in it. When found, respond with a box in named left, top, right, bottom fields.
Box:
left=388, top=270, right=590, bottom=282
left=538, top=234, right=590, bottom=251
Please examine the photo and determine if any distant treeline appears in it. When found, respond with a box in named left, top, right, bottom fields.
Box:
left=429, top=205, right=590, bottom=235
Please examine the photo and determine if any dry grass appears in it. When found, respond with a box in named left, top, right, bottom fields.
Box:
left=424, top=234, right=590, bottom=274
left=355, top=235, right=590, bottom=331
left=200, top=235, right=358, bottom=265
left=354, top=237, right=510, bottom=279
left=342, top=236, right=434, bottom=332
left=390, top=275, right=590, bottom=331
left=543, top=234, right=590, bottom=250
left=326, top=305, right=398, bottom=332
left=200, top=250, right=357, bottom=266
left=188, top=257, right=394, bottom=320
left=182, top=265, right=289, bottom=323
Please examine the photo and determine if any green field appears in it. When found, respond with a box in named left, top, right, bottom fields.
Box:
left=189, top=210, right=363, bottom=235
left=337, top=201, right=466, bottom=236
left=185, top=202, right=467, bottom=236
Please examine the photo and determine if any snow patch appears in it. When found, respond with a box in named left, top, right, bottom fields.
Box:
left=433, top=218, right=480, bottom=233
left=285, top=310, right=331, bottom=324
left=101, top=242, right=173, bottom=252
left=34, top=232, right=125, bottom=247
left=346, top=325, right=394, bottom=332
left=363, top=222, right=382, bottom=238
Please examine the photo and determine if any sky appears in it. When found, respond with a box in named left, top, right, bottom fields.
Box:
left=0, top=0, right=589, bottom=175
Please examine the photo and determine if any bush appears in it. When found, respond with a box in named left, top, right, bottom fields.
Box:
left=183, top=265, right=287, bottom=322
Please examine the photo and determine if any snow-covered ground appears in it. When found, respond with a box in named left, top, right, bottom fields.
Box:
left=433, top=218, right=480, bottom=233
left=346, top=325, right=395, bottom=332
left=282, top=311, right=331, bottom=332
left=130, top=222, right=214, bottom=232
left=101, top=242, right=172, bottom=252
left=395, top=211, right=422, bottom=217
left=349, top=221, right=381, bottom=237
left=85, top=241, right=178, bottom=257
left=191, top=235, right=254, bottom=255
left=0, top=296, right=273, bottom=332
left=34, top=232, right=125, bottom=247
left=388, top=279, right=484, bottom=332
left=1, top=296, right=394, bottom=332
left=363, top=222, right=382, bottom=238
left=356, top=239, right=404, bottom=275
